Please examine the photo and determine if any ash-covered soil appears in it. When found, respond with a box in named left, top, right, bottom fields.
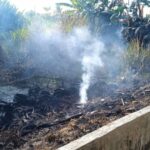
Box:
left=0, top=79, right=150, bottom=150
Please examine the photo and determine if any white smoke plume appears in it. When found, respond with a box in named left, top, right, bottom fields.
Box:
left=5, top=17, right=124, bottom=103
left=80, top=40, right=104, bottom=104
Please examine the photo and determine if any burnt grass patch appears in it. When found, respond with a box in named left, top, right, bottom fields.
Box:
left=0, top=78, right=150, bottom=150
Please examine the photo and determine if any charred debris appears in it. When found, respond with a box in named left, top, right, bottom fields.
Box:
left=0, top=77, right=150, bottom=149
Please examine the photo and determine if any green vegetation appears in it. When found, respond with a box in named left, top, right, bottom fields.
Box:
left=57, top=0, right=127, bottom=32
left=60, top=11, right=87, bottom=32
left=0, top=0, right=150, bottom=79
left=0, top=1, right=58, bottom=65
left=0, top=0, right=26, bottom=62
left=124, top=40, right=150, bottom=76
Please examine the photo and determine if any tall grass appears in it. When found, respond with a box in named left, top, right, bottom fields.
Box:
left=59, top=11, right=87, bottom=32
left=123, top=40, right=150, bottom=78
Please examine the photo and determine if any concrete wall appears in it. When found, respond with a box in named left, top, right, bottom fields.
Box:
left=58, top=106, right=150, bottom=150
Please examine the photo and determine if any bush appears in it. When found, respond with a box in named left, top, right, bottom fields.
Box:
left=0, top=0, right=24, bottom=33
left=0, top=0, right=27, bottom=64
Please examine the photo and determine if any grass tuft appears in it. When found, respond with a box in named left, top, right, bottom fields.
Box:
left=59, top=11, right=87, bottom=32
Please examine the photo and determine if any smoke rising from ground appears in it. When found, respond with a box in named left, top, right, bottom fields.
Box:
left=2, top=16, right=125, bottom=103
left=79, top=39, right=104, bottom=104
left=24, top=21, right=124, bottom=103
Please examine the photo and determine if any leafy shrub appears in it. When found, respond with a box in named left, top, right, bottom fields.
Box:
left=0, top=0, right=27, bottom=63
left=0, top=0, right=25, bottom=33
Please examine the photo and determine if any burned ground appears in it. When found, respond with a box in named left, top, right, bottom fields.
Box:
left=0, top=78, right=150, bottom=150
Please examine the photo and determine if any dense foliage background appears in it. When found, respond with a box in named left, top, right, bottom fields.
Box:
left=0, top=0, right=150, bottom=81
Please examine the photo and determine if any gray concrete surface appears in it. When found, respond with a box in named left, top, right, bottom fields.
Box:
left=58, top=106, right=150, bottom=150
